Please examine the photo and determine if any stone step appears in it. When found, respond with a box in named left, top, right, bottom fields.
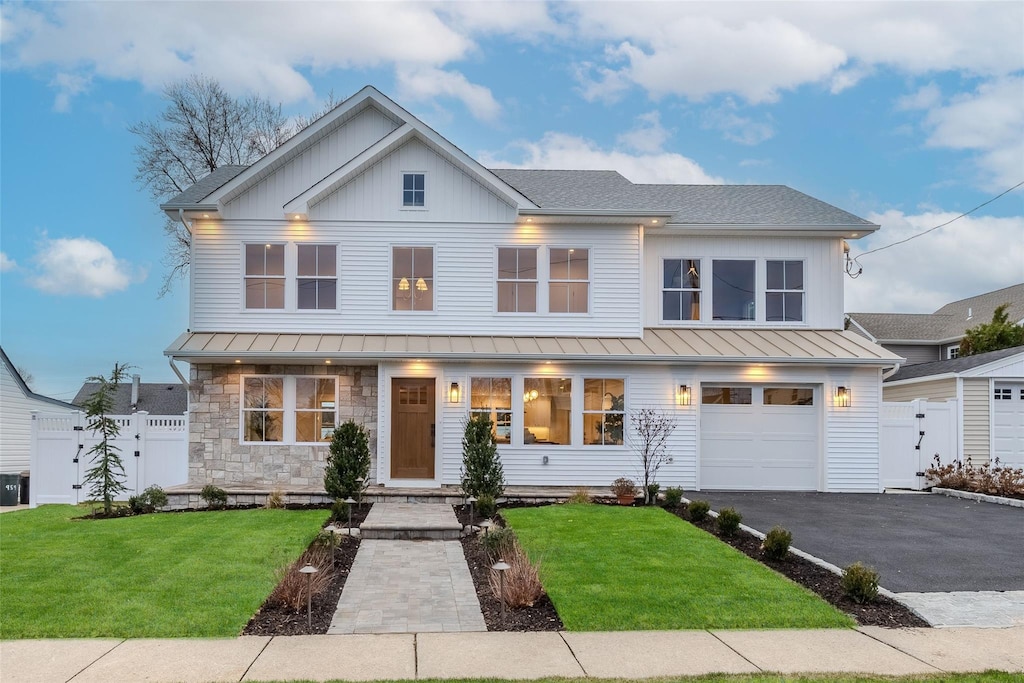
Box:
left=359, top=502, right=463, bottom=541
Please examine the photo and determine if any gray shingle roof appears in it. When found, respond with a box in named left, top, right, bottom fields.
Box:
left=490, top=169, right=874, bottom=226
left=73, top=383, right=187, bottom=416
left=161, top=165, right=249, bottom=208
left=849, top=283, right=1024, bottom=342
left=885, top=345, right=1024, bottom=382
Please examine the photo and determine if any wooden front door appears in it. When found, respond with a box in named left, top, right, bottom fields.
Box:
left=390, top=378, right=435, bottom=479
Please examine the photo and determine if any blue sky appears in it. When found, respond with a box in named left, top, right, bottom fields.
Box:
left=1, top=1, right=1022, bottom=399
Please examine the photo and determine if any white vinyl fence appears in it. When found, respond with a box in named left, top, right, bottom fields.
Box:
left=879, top=398, right=958, bottom=490
left=30, top=410, right=188, bottom=507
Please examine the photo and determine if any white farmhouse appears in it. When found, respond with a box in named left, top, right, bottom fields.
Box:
left=162, top=86, right=900, bottom=493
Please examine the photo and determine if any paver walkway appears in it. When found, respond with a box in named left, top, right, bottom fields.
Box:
left=896, top=590, right=1024, bottom=627
left=328, top=501, right=485, bottom=634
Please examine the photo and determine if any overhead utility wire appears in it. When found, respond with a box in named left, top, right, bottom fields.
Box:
left=845, top=180, right=1024, bottom=279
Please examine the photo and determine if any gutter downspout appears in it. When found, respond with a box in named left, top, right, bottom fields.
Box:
left=882, top=362, right=902, bottom=381
left=168, top=358, right=190, bottom=389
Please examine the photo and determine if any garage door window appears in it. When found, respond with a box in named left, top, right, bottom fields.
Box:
left=995, top=388, right=1012, bottom=400
left=764, top=388, right=814, bottom=405
left=702, top=387, right=752, bottom=404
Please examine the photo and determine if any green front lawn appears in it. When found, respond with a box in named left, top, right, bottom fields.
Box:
left=0, top=505, right=328, bottom=638
left=503, top=504, right=853, bottom=631
left=266, top=676, right=1017, bottom=683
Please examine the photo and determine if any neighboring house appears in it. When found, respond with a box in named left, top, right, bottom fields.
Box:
left=0, top=347, right=77, bottom=475
left=883, top=346, right=1024, bottom=467
left=72, top=375, right=188, bottom=416
left=162, top=86, right=900, bottom=493
left=848, top=284, right=1024, bottom=364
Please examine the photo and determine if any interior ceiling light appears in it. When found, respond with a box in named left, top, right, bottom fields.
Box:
left=398, top=277, right=410, bottom=291
left=416, top=277, right=428, bottom=291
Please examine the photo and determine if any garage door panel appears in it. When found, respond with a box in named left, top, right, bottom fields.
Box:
left=993, top=382, right=1024, bottom=467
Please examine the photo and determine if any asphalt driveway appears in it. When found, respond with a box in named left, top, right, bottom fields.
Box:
left=688, top=491, right=1024, bottom=593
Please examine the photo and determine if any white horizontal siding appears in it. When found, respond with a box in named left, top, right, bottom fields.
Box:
left=311, top=139, right=517, bottom=223
left=190, top=221, right=642, bottom=337
left=643, top=234, right=844, bottom=330
left=962, top=378, right=991, bottom=463
left=0, top=366, right=75, bottom=474
left=222, top=107, right=400, bottom=219
left=825, top=367, right=882, bottom=492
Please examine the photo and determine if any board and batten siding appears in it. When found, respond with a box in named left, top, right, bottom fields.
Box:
left=222, top=106, right=401, bottom=219
left=884, top=344, right=942, bottom=365
left=962, top=377, right=991, bottom=463
left=310, top=139, right=517, bottom=224
left=643, top=235, right=845, bottom=330
left=0, top=364, right=76, bottom=474
left=190, top=221, right=642, bottom=337
left=882, top=377, right=958, bottom=402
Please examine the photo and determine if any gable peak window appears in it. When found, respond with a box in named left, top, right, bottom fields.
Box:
left=403, top=173, right=425, bottom=207
left=245, top=243, right=285, bottom=309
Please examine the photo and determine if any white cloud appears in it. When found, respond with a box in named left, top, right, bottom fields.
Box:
left=0, top=252, right=17, bottom=272
left=616, top=111, right=670, bottom=153
left=845, top=209, right=1024, bottom=313
left=29, top=237, right=144, bottom=297
left=480, top=131, right=724, bottom=185
left=49, top=72, right=91, bottom=112
left=896, top=82, right=942, bottom=111
left=701, top=98, right=774, bottom=145
left=395, top=66, right=501, bottom=122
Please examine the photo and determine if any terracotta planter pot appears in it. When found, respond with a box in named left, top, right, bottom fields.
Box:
left=616, top=494, right=635, bottom=506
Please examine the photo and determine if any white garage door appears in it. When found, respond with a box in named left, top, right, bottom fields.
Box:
left=700, top=385, right=820, bottom=490
left=993, top=382, right=1024, bottom=468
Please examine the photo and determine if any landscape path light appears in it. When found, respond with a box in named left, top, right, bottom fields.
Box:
left=467, top=496, right=477, bottom=527
left=492, top=559, right=511, bottom=620
left=299, top=564, right=318, bottom=630
left=480, top=519, right=493, bottom=537
left=344, top=497, right=357, bottom=535
left=356, top=478, right=364, bottom=508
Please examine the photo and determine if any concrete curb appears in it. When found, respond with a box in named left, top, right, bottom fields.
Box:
left=932, top=487, right=1024, bottom=508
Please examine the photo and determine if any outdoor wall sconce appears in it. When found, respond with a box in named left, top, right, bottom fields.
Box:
left=448, top=381, right=462, bottom=404
left=676, top=384, right=691, bottom=406
left=835, top=385, right=851, bottom=408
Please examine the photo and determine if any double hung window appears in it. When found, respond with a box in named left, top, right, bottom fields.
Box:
left=583, top=378, right=625, bottom=445
left=663, top=259, right=701, bottom=321
left=766, top=260, right=804, bottom=322
left=470, top=377, right=512, bottom=444
left=245, top=244, right=285, bottom=309
left=393, top=246, right=434, bottom=311
left=549, top=248, right=589, bottom=313
left=497, top=247, right=538, bottom=313
left=242, top=376, right=338, bottom=444
left=297, top=245, right=337, bottom=310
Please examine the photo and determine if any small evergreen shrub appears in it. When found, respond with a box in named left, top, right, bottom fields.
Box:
left=476, top=493, right=497, bottom=519
left=841, top=562, right=880, bottom=604
left=142, top=485, right=168, bottom=509
left=762, top=525, right=792, bottom=560
left=200, top=484, right=227, bottom=509
left=566, top=487, right=592, bottom=505
left=266, top=489, right=285, bottom=509
left=127, top=495, right=144, bottom=514
left=324, top=421, right=371, bottom=500
left=461, top=413, right=506, bottom=499
left=717, top=507, right=742, bottom=536
left=481, top=527, right=517, bottom=561
left=688, top=499, right=710, bottom=522
left=646, top=483, right=661, bottom=505
left=663, top=486, right=684, bottom=508
left=331, top=498, right=350, bottom=524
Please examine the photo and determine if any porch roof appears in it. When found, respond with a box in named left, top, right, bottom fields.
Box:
left=165, top=328, right=901, bottom=366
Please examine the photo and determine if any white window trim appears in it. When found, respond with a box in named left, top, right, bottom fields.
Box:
left=660, top=257, right=703, bottom=324
left=547, top=245, right=592, bottom=316
left=296, top=243, right=339, bottom=312
left=495, top=245, right=540, bottom=315
left=947, top=345, right=961, bottom=359
left=765, top=259, right=806, bottom=324
left=242, top=242, right=287, bottom=312
left=399, top=171, right=428, bottom=211
left=581, top=376, right=628, bottom=448
left=239, top=374, right=339, bottom=445
left=389, top=243, right=437, bottom=314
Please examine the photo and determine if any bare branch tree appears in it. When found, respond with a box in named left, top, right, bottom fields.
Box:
left=629, top=408, right=676, bottom=504
left=292, top=90, right=343, bottom=132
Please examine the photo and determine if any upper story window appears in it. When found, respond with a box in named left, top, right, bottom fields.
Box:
left=393, top=246, right=433, bottom=311
left=947, top=345, right=960, bottom=359
left=583, top=378, right=625, bottom=446
left=549, top=248, right=589, bottom=314
left=470, top=377, right=512, bottom=444
left=245, top=243, right=285, bottom=309
left=712, top=260, right=755, bottom=321
left=297, top=245, right=337, bottom=310
left=497, top=247, right=538, bottom=313
left=403, top=173, right=425, bottom=207
left=766, top=260, right=804, bottom=322
left=663, top=259, right=701, bottom=321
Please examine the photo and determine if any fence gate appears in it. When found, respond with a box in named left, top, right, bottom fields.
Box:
left=30, top=410, right=187, bottom=507
left=880, top=398, right=958, bottom=490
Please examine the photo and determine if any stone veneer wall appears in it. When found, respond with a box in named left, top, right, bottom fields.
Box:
left=188, top=363, right=378, bottom=487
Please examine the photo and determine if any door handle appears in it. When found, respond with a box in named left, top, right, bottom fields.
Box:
left=431, top=423, right=435, bottom=448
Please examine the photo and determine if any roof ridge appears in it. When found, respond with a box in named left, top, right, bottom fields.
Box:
left=933, top=282, right=1024, bottom=310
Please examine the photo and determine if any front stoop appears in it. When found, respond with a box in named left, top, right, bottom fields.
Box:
left=359, top=502, right=463, bottom=540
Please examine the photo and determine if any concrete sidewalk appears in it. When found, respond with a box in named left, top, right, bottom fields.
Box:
left=2, top=627, right=1022, bottom=683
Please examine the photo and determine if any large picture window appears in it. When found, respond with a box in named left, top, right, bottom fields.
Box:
left=497, top=247, right=538, bottom=313
left=242, top=377, right=284, bottom=442
left=766, top=260, right=804, bottom=322
left=523, top=377, right=572, bottom=445
left=393, top=246, right=434, bottom=311
left=549, top=248, right=589, bottom=313
left=663, top=259, right=701, bottom=321
left=297, top=244, right=337, bottom=310
left=712, top=260, right=755, bottom=321
left=245, top=244, right=285, bottom=309
left=470, top=377, right=512, bottom=444
left=583, top=378, right=625, bottom=445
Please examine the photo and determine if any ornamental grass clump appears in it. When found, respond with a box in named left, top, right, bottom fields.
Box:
left=268, top=546, right=335, bottom=610
left=481, top=526, right=517, bottom=562
left=717, top=507, right=742, bottom=536
left=567, top=487, right=592, bottom=505
left=841, top=561, right=880, bottom=604
left=488, top=541, right=543, bottom=609
left=265, top=489, right=285, bottom=509
left=761, top=525, right=793, bottom=561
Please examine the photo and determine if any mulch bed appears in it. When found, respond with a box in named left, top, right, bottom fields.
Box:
left=665, top=504, right=930, bottom=628
left=454, top=504, right=563, bottom=631
left=242, top=503, right=372, bottom=636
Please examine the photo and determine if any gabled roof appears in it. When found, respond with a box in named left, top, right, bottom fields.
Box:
left=162, top=165, right=248, bottom=210
left=72, top=382, right=188, bottom=415
left=491, top=170, right=876, bottom=227
left=885, top=345, right=1024, bottom=383
left=849, top=283, right=1024, bottom=344
left=0, top=347, right=77, bottom=410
